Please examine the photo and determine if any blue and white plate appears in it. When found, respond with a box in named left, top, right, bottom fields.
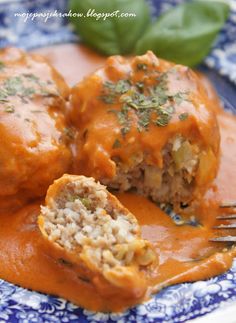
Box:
left=0, top=0, right=236, bottom=322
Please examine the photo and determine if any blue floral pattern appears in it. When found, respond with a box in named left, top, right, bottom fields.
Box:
left=0, top=0, right=78, bottom=49
left=150, top=0, right=236, bottom=84
left=0, top=0, right=236, bottom=322
left=0, top=258, right=236, bottom=322
left=0, top=0, right=235, bottom=84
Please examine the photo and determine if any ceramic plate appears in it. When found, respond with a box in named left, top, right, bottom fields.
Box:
left=0, top=68, right=234, bottom=323
left=0, top=0, right=236, bottom=322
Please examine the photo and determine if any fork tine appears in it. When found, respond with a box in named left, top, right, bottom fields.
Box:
left=216, top=214, right=236, bottom=220
left=220, top=202, right=236, bottom=208
left=211, top=202, right=236, bottom=242
left=209, top=236, right=236, bottom=242
left=213, top=224, right=236, bottom=229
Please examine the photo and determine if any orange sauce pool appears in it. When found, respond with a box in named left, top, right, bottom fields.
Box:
left=0, top=44, right=235, bottom=312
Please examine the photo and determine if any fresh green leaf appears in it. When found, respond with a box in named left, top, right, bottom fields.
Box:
left=135, top=0, right=230, bottom=66
left=69, top=0, right=151, bottom=55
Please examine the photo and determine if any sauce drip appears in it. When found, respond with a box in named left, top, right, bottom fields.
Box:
left=0, top=44, right=235, bottom=312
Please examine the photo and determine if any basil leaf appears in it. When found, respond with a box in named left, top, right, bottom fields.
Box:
left=135, top=0, right=230, bottom=67
left=69, top=0, right=151, bottom=55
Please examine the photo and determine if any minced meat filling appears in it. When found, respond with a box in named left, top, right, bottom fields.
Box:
left=102, top=135, right=200, bottom=205
left=40, top=176, right=156, bottom=272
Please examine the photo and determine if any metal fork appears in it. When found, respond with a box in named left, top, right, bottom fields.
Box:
left=210, top=202, right=236, bottom=242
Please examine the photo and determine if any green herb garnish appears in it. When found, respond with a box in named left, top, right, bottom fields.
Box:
left=58, top=258, right=73, bottom=267
left=67, top=195, right=78, bottom=202
left=64, top=127, right=75, bottom=140
left=173, top=92, right=189, bottom=105
left=40, top=88, right=58, bottom=97
left=115, top=80, right=131, bottom=94
left=136, top=63, right=148, bottom=71
left=103, top=69, right=181, bottom=134
left=136, top=82, right=144, bottom=92
left=0, top=74, right=57, bottom=108
left=166, top=106, right=175, bottom=114
left=4, top=105, right=15, bottom=113
left=0, top=90, right=8, bottom=102
left=22, top=87, right=36, bottom=97
left=78, top=275, right=90, bottom=283
left=100, top=80, right=131, bottom=105
left=100, top=95, right=115, bottom=104
left=4, top=76, right=22, bottom=96
left=31, top=110, right=43, bottom=113
left=23, top=73, right=40, bottom=83
left=179, top=112, right=189, bottom=121
left=0, top=61, right=5, bottom=71
left=80, top=198, right=91, bottom=209
left=112, top=139, right=122, bottom=149
left=109, top=107, right=131, bottom=136
left=156, top=111, right=172, bottom=127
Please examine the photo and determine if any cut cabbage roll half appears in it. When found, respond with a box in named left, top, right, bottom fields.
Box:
left=38, top=174, right=157, bottom=310
left=69, top=51, right=220, bottom=210
left=0, top=47, right=72, bottom=213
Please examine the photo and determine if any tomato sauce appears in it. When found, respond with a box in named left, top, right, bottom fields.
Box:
left=0, top=44, right=235, bottom=312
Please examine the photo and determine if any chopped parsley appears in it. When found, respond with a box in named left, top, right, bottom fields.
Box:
left=67, top=195, right=91, bottom=208
left=179, top=112, right=189, bottom=121
left=100, top=68, right=190, bottom=135
left=112, top=138, right=122, bottom=149
left=40, top=87, right=58, bottom=97
left=58, top=258, right=73, bottom=267
left=31, top=110, right=43, bottom=113
left=63, top=127, right=75, bottom=140
left=173, top=92, right=189, bottom=105
left=166, top=105, right=175, bottom=114
left=0, top=90, right=8, bottom=102
left=136, top=81, right=144, bottom=92
left=79, top=197, right=91, bottom=209
left=4, top=105, right=15, bottom=113
left=22, top=87, right=36, bottom=97
left=100, top=80, right=131, bottom=104
left=0, top=73, right=58, bottom=113
left=67, top=194, right=78, bottom=202
left=23, top=73, right=40, bottom=83
left=156, top=111, right=172, bottom=127
left=114, top=79, right=131, bottom=94
left=4, top=76, right=23, bottom=96
left=100, top=95, right=115, bottom=104
left=108, top=107, right=131, bottom=135
left=136, top=63, right=148, bottom=71
left=0, top=61, right=5, bottom=71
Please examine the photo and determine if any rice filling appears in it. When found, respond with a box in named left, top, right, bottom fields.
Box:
left=40, top=176, right=156, bottom=273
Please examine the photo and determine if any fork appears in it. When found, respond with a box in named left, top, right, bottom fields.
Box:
left=210, top=202, right=236, bottom=242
